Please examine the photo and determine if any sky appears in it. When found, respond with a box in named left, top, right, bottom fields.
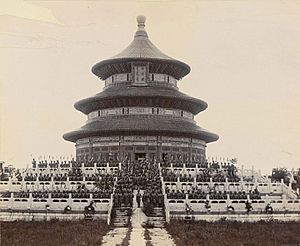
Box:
left=0, top=0, right=299, bottom=174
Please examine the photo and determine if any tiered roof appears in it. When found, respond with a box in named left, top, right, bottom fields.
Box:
left=63, top=15, right=219, bottom=144
left=91, top=15, right=190, bottom=80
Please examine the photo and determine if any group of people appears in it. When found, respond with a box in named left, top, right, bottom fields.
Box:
left=112, top=159, right=165, bottom=210
left=137, top=161, right=164, bottom=209
left=32, top=159, right=76, bottom=169
left=113, top=162, right=134, bottom=207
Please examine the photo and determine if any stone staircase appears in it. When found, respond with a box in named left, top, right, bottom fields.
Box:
left=146, top=207, right=166, bottom=228
left=112, top=207, right=132, bottom=227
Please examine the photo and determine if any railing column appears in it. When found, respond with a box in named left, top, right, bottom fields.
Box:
left=66, top=177, right=70, bottom=190
left=68, top=193, right=72, bottom=207
left=107, top=193, right=113, bottom=225
left=164, top=194, right=170, bottom=223
left=185, top=193, right=189, bottom=205
left=225, top=178, right=228, bottom=191
left=28, top=193, right=33, bottom=211
left=176, top=177, right=180, bottom=190
left=9, top=192, right=14, bottom=209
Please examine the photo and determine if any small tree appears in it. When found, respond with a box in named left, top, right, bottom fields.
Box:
left=271, top=167, right=289, bottom=183
left=293, top=168, right=300, bottom=190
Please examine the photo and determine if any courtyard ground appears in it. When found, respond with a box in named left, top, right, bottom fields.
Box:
left=1, top=219, right=300, bottom=245
left=0, top=220, right=111, bottom=246
left=166, top=219, right=300, bottom=246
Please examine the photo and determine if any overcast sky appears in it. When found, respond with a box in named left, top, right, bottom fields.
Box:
left=0, top=0, right=299, bottom=174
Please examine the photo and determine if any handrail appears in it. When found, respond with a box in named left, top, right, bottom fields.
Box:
left=106, top=177, right=117, bottom=225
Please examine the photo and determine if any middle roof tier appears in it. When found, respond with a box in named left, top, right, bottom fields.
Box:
left=75, top=85, right=208, bottom=115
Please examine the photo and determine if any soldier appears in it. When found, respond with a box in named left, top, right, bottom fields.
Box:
left=136, top=190, right=141, bottom=208
left=245, top=200, right=253, bottom=214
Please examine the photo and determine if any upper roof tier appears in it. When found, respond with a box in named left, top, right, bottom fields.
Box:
left=92, top=15, right=191, bottom=80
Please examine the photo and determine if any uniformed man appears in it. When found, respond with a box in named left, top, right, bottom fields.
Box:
left=136, top=191, right=141, bottom=208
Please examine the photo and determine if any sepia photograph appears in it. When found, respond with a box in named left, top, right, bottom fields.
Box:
left=0, top=0, right=300, bottom=245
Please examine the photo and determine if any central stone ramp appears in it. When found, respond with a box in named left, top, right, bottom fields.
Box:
left=128, top=206, right=147, bottom=245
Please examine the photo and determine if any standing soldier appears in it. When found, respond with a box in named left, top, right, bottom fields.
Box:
left=136, top=191, right=141, bottom=208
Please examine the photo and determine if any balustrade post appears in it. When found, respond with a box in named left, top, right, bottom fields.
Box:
left=28, top=192, right=33, bottom=210
left=48, top=192, right=53, bottom=208
left=246, top=194, right=250, bottom=201
left=68, top=193, right=72, bottom=206
left=176, top=177, right=180, bottom=190
left=10, top=192, right=14, bottom=209
left=66, top=177, right=70, bottom=190
left=164, top=193, right=170, bottom=223
left=241, top=179, right=244, bottom=192
left=265, top=194, right=269, bottom=204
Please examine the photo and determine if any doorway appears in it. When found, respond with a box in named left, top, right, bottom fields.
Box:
left=135, top=153, right=146, bottom=161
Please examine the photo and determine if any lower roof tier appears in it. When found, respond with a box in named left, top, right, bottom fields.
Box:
left=74, top=86, right=208, bottom=115
left=63, top=116, right=219, bottom=143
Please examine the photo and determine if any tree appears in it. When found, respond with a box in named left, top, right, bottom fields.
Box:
left=271, top=167, right=289, bottom=183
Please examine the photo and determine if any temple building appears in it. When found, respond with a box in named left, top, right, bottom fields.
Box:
left=63, top=15, right=219, bottom=163
left=1, top=15, right=299, bottom=228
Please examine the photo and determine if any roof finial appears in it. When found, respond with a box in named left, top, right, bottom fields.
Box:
left=135, top=15, right=148, bottom=38
left=137, top=15, right=146, bottom=27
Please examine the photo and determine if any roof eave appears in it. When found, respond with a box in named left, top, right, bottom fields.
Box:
left=91, top=58, right=190, bottom=80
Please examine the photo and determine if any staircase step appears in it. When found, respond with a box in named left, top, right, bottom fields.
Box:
left=116, top=211, right=128, bottom=216
left=114, top=222, right=129, bottom=227
left=113, top=217, right=129, bottom=222
left=146, top=218, right=166, bottom=228
left=147, top=217, right=165, bottom=221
